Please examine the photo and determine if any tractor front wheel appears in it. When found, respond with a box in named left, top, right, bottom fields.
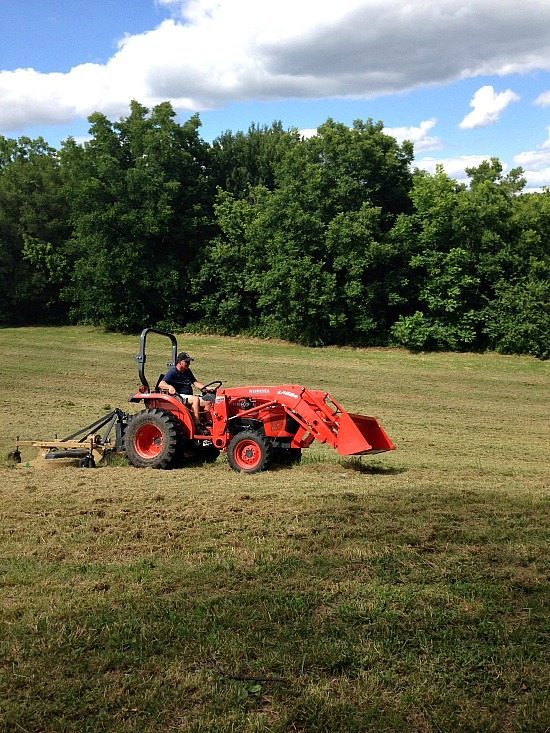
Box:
left=227, top=431, right=271, bottom=474
left=124, top=409, right=182, bottom=469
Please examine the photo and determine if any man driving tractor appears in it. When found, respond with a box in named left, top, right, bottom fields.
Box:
left=158, top=352, right=213, bottom=427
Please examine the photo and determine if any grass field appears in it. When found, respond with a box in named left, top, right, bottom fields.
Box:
left=0, top=326, right=548, bottom=733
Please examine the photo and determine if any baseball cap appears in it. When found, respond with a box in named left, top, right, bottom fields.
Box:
left=177, top=351, right=194, bottom=362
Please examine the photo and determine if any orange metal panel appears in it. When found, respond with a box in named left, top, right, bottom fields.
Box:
left=335, top=412, right=396, bottom=456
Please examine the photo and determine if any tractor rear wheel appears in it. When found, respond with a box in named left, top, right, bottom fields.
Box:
left=124, top=409, right=182, bottom=469
left=227, top=431, right=271, bottom=474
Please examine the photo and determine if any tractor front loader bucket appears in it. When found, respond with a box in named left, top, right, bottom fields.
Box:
left=335, top=411, right=396, bottom=456
left=276, top=387, right=395, bottom=457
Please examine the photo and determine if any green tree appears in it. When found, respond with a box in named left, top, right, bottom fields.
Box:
left=303, top=119, right=414, bottom=225
left=324, top=204, right=414, bottom=344
left=210, top=122, right=301, bottom=197
left=193, top=187, right=268, bottom=334
left=197, top=118, right=414, bottom=345
left=391, top=161, right=535, bottom=352
left=483, top=188, right=550, bottom=358
left=0, top=135, right=70, bottom=324
left=484, top=260, right=550, bottom=359
left=61, top=101, right=214, bottom=331
left=194, top=184, right=337, bottom=345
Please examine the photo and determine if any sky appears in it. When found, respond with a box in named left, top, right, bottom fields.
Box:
left=1, top=0, right=550, bottom=191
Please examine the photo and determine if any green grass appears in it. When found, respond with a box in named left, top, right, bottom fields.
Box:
left=0, top=327, right=548, bottom=732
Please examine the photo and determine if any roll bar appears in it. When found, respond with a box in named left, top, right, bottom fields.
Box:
left=135, top=328, right=178, bottom=392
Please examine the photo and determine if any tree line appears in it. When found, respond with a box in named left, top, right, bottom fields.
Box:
left=0, top=100, right=548, bottom=358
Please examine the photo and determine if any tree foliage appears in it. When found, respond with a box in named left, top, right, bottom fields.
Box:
left=195, top=119, right=414, bottom=345
left=59, top=102, right=213, bottom=331
left=0, top=136, right=70, bottom=324
left=0, top=102, right=547, bottom=358
left=390, top=162, right=548, bottom=357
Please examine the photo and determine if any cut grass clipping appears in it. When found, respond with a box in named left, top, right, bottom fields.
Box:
left=0, top=326, right=548, bottom=733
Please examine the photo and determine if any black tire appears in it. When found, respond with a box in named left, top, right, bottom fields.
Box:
left=274, top=447, right=302, bottom=466
left=78, top=455, right=96, bottom=468
left=227, top=431, right=271, bottom=474
left=199, top=444, right=221, bottom=463
left=124, top=409, right=182, bottom=469
left=173, top=441, right=220, bottom=467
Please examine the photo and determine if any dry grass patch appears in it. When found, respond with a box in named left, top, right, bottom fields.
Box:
left=0, top=327, right=548, bottom=732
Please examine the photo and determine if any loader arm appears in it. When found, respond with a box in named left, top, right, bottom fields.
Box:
left=286, top=387, right=395, bottom=456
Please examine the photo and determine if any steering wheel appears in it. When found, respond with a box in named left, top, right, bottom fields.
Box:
left=201, top=380, right=223, bottom=395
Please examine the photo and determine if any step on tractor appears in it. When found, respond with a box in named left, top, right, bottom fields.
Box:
left=124, top=328, right=395, bottom=473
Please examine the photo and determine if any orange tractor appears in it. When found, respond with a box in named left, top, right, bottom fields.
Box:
left=124, top=328, right=395, bottom=473
left=12, top=328, right=395, bottom=472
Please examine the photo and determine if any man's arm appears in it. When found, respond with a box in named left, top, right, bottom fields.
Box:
left=158, top=379, right=176, bottom=394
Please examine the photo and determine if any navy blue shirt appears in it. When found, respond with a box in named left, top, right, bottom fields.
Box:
left=163, top=366, right=196, bottom=395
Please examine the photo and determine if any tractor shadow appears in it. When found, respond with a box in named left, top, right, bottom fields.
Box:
left=269, top=456, right=406, bottom=475
left=338, top=459, right=406, bottom=475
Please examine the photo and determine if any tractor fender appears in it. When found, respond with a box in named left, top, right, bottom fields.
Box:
left=129, top=393, right=196, bottom=438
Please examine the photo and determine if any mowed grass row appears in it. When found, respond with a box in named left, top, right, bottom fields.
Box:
left=0, top=327, right=548, bottom=733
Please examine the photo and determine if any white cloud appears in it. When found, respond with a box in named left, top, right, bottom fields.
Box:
left=300, top=119, right=442, bottom=151
left=459, top=85, right=520, bottom=129
left=1, top=0, right=550, bottom=131
left=416, top=154, right=498, bottom=183
left=535, top=90, right=550, bottom=107
left=514, top=149, right=550, bottom=168
left=416, top=130, right=550, bottom=191
left=513, top=127, right=550, bottom=189
left=384, top=119, right=442, bottom=151
left=0, top=65, right=106, bottom=128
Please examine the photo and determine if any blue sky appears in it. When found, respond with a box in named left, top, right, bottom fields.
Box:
left=1, top=0, right=550, bottom=190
